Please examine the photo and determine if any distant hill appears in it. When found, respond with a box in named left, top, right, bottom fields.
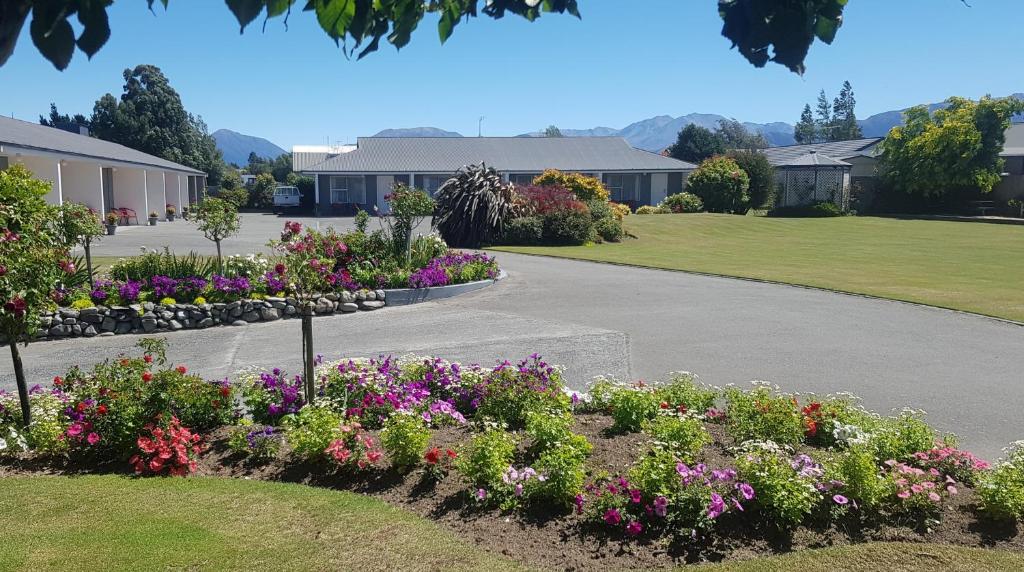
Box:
left=212, top=129, right=286, bottom=166
left=373, top=127, right=463, bottom=138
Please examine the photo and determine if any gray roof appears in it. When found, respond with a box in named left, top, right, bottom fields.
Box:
left=302, top=137, right=696, bottom=173
left=1002, top=123, right=1024, bottom=157
left=777, top=152, right=851, bottom=168
left=0, top=115, right=204, bottom=175
left=760, top=138, right=882, bottom=167
left=292, top=151, right=332, bottom=171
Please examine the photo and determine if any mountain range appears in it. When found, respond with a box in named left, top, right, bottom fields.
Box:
left=212, top=129, right=286, bottom=165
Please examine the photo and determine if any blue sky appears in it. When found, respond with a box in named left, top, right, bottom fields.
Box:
left=0, top=0, right=1020, bottom=149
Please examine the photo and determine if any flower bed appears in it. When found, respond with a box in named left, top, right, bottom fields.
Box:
left=1, top=344, right=1021, bottom=570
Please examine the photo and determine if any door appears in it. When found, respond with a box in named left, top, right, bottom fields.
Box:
left=377, top=175, right=394, bottom=214
left=102, top=168, right=114, bottom=211
left=650, top=173, right=669, bottom=206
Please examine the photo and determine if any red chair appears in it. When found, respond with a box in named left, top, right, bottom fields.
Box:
left=118, top=208, right=139, bottom=225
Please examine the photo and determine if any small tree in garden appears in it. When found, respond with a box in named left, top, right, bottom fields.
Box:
left=270, top=222, right=353, bottom=404
left=687, top=156, right=750, bottom=214
left=381, top=185, right=435, bottom=266
left=0, top=166, right=72, bottom=426
left=726, top=150, right=776, bottom=210
left=533, top=170, right=609, bottom=202
left=57, top=202, right=104, bottom=288
left=192, top=197, right=240, bottom=273
left=434, top=163, right=521, bottom=248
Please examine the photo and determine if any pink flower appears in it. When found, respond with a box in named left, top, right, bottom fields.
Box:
left=832, top=494, right=849, bottom=505
left=947, top=485, right=958, bottom=495
left=910, top=484, right=924, bottom=494
left=897, top=490, right=912, bottom=499
left=928, top=492, right=941, bottom=502
left=476, top=488, right=487, bottom=501
left=86, top=432, right=100, bottom=445
left=629, top=489, right=642, bottom=504
left=66, top=423, right=83, bottom=437
left=625, top=521, right=643, bottom=536
left=603, top=508, right=622, bottom=526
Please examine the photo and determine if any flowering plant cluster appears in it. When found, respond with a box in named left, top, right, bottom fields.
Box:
left=240, top=367, right=305, bottom=424
left=423, top=446, right=458, bottom=481
left=883, top=459, right=958, bottom=516
left=408, top=252, right=498, bottom=288
left=910, top=445, right=990, bottom=485
left=227, top=421, right=281, bottom=461
left=325, top=420, right=383, bottom=471
left=128, top=415, right=203, bottom=476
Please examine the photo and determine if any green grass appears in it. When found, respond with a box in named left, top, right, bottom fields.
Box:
left=493, top=214, right=1024, bottom=322
left=0, top=475, right=1019, bottom=571
left=0, top=475, right=524, bottom=572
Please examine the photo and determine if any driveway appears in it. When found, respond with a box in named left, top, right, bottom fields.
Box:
left=8, top=214, right=1024, bottom=459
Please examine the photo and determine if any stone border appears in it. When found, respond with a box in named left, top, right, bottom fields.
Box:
left=28, top=271, right=504, bottom=341
left=382, top=270, right=507, bottom=306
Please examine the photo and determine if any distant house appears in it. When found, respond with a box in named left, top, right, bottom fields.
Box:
left=995, top=123, right=1024, bottom=201
left=294, top=137, right=696, bottom=214
left=0, top=115, right=206, bottom=220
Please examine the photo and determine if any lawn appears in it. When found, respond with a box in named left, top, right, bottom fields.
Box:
left=0, top=475, right=1020, bottom=572
left=493, top=214, right=1024, bottom=322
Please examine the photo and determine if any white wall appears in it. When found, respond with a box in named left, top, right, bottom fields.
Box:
left=61, top=161, right=103, bottom=212
left=145, top=170, right=166, bottom=219
left=10, top=155, right=61, bottom=204
left=164, top=172, right=184, bottom=213
left=112, top=167, right=148, bottom=221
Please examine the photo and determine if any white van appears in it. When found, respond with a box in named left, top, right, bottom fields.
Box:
left=273, top=186, right=301, bottom=209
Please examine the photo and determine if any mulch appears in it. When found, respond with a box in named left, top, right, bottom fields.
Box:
left=1, top=414, right=1021, bottom=571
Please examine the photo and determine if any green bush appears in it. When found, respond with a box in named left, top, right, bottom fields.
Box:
left=284, top=406, right=343, bottom=462
left=500, top=216, right=543, bottom=245
left=628, top=448, right=681, bottom=497
left=868, top=411, right=938, bottom=462
left=541, top=208, right=592, bottom=245
left=456, top=429, right=517, bottom=488
left=978, top=443, right=1024, bottom=521
left=653, top=373, right=718, bottom=414
left=584, top=199, right=613, bottom=221
left=218, top=186, right=249, bottom=209
left=525, top=409, right=574, bottom=452
left=726, top=150, right=775, bottom=209
left=737, top=447, right=821, bottom=528
left=247, top=173, right=277, bottom=209
left=227, top=420, right=281, bottom=461
left=661, top=192, right=704, bottom=213
left=475, top=364, right=569, bottom=429
left=380, top=414, right=431, bottom=470
left=687, top=156, right=750, bottom=214
left=724, top=385, right=804, bottom=446
left=609, top=388, right=659, bottom=433
left=434, top=163, right=520, bottom=248
left=828, top=445, right=887, bottom=509
left=636, top=205, right=670, bottom=215
left=593, top=216, right=624, bottom=242
left=642, top=414, right=711, bottom=463
left=533, top=443, right=589, bottom=507
left=769, top=201, right=844, bottom=217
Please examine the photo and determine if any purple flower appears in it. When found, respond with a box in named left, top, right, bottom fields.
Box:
left=833, top=494, right=849, bottom=505
left=603, top=508, right=622, bottom=526
left=653, top=495, right=668, bottom=517
left=625, top=521, right=643, bottom=536
left=117, top=280, right=143, bottom=302
left=737, top=482, right=755, bottom=501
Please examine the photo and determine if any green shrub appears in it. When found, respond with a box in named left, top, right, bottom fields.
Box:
left=380, top=413, right=431, bottom=470
left=628, top=448, right=681, bottom=497
left=218, top=186, right=249, bottom=209
left=978, top=443, right=1024, bottom=521
left=533, top=443, right=589, bottom=507
left=354, top=209, right=370, bottom=233
left=769, top=201, right=844, bottom=217
left=456, top=429, right=517, bottom=488
left=227, top=420, right=281, bottom=461
left=108, top=247, right=216, bottom=281
left=285, top=406, right=343, bottom=462
left=687, top=156, right=750, bottom=214
left=661, top=192, right=704, bottom=213
left=533, top=170, right=609, bottom=202
left=828, top=445, right=887, bottom=509
left=726, top=150, right=775, bottom=209
left=144, top=370, right=235, bottom=431
left=636, top=205, right=670, bottom=215
left=737, top=447, right=822, bottom=528
left=609, top=387, right=659, bottom=433
left=868, top=410, right=938, bottom=462
left=434, top=163, right=520, bottom=248
left=642, top=414, right=711, bottom=463
left=593, top=216, right=624, bottom=242
left=475, top=364, right=569, bottom=429
left=724, top=384, right=804, bottom=446
left=653, top=373, right=718, bottom=414
left=525, top=409, right=574, bottom=452
left=500, top=216, right=543, bottom=245
left=541, top=208, right=593, bottom=245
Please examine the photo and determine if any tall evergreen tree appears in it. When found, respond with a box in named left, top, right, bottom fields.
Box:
left=39, top=103, right=89, bottom=129
left=90, top=65, right=225, bottom=184
left=667, top=124, right=725, bottom=164
left=794, top=104, right=816, bottom=144
left=815, top=90, right=833, bottom=143
left=831, top=80, right=863, bottom=141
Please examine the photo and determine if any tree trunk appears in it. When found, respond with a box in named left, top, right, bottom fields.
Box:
left=10, top=342, right=30, bottom=427
left=215, top=240, right=223, bottom=274
left=301, top=304, right=315, bottom=404
left=84, top=239, right=94, bottom=289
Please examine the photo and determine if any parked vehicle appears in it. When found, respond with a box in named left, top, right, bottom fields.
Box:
left=273, top=186, right=301, bottom=209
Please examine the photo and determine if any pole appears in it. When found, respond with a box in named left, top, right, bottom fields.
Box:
left=10, top=343, right=30, bottom=427
left=84, top=238, right=94, bottom=289
left=301, top=304, right=315, bottom=404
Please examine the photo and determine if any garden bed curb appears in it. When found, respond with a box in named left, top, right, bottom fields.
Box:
left=381, top=269, right=507, bottom=306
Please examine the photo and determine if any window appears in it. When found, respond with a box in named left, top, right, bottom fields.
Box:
left=606, top=174, right=638, bottom=202
left=509, top=173, right=541, bottom=186
left=330, top=176, right=365, bottom=204
left=421, top=175, right=450, bottom=196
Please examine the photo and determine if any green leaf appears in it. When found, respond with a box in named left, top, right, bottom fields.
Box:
left=76, top=2, right=112, bottom=58
left=226, top=0, right=266, bottom=32
left=313, top=0, right=358, bottom=42
left=814, top=15, right=840, bottom=45
left=30, top=11, right=76, bottom=70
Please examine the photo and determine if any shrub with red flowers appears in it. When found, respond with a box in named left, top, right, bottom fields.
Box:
left=423, top=446, right=458, bottom=481
left=516, top=184, right=587, bottom=215
left=129, top=415, right=203, bottom=476
left=325, top=420, right=383, bottom=471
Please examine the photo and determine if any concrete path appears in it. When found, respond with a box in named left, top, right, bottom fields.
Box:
left=6, top=214, right=1023, bottom=459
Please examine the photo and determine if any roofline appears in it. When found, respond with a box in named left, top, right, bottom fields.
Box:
left=762, top=137, right=883, bottom=151
left=300, top=168, right=695, bottom=175
left=0, top=141, right=206, bottom=175
left=355, top=135, right=629, bottom=140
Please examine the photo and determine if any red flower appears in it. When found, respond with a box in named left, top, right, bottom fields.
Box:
left=144, top=355, right=153, bottom=364
left=53, top=376, right=63, bottom=386
left=445, top=449, right=457, bottom=459
left=76, top=402, right=86, bottom=413
left=677, top=404, right=687, bottom=414
left=176, top=365, right=187, bottom=375
left=219, top=386, right=231, bottom=398
left=97, top=404, right=108, bottom=415
left=659, top=401, right=669, bottom=409
left=142, top=372, right=153, bottom=383
left=424, top=447, right=441, bottom=465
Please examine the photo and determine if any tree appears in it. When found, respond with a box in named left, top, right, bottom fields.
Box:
left=56, top=202, right=103, bottom=288
left=248, top=173, right=277, bottom=209
left=39, top=103, right=89, bottom=129
left=794, top=104, right=816, bottom=145
left=815, top=90, right=833, bottom=143
left=667, top=124, right=725, bottom=164
left=0, top=166, right=73, bottom=427
left=831, top=80, right=863, bottom=141
left=90, top=65, right=226, bottom=183
left=2, top=1, right=849, bottom=74
left=383, top=185, right=435, bottom=266
left=686, top=156, right=750, bottom=214
left=192, top=197, right=240, bottom=272
left=726, top=150, right=775, bottom=209
left=879, top=96, right=1024, bottom=198
left=544, top=125, right=564, bottom=138
left=716, top=119, right=768, bottom=150
left=270, top=153, right=293, bottom=182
